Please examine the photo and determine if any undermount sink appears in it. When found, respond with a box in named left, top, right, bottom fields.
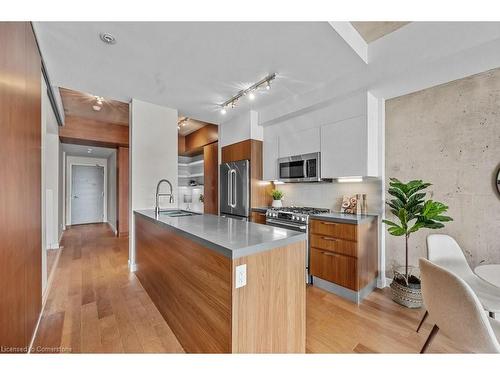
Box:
left=160, top=210, right=197, bottom=217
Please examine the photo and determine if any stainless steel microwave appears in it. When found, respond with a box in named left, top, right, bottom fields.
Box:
left=278, top=152, right=321, bottom=182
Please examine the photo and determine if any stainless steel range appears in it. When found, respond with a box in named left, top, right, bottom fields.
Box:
left=265, top=206, right=329, bottom=232
left=265, top=206, right=330, bottom=283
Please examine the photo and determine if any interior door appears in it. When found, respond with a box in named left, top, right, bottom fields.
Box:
left=71, top=165, right=105, bottom=225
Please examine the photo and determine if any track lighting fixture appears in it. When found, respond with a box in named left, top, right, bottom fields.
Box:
left=218, top=73, right=276, bottom=115
left=177, top=117, right=190, bottom=128
left=92, top=96, right=104, bottom=111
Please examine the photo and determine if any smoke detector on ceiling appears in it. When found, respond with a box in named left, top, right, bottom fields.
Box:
left=99, top=32, right=117, bottom=45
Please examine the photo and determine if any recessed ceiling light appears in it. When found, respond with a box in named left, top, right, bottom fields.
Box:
left=99, top=32, right=117, bottom=45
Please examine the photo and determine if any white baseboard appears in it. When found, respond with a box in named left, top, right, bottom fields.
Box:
left=31, top=246, right=63, bottom=353
left=107, top=221, right=117, bottom=236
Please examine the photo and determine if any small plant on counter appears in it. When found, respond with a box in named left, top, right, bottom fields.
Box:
left=383, top=178, right=453, bottom=308
left=199, top=194, right=204, bottom=203
left=271, top=189, right=284, bottom=200
left=271, top=189, right=284, bottom=208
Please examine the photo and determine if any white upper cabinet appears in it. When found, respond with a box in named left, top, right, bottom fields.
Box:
left=263, top=135, right=279, bottom=181
left=320, top=115, right=372, bottom=178
left=278, top=127, right=320, bottom=158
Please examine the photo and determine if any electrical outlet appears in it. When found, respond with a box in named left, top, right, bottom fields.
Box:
left=235, top=264, right=247, bottom=288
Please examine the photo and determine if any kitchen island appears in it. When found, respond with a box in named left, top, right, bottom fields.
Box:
left=133, top=210, right=307, bottom=353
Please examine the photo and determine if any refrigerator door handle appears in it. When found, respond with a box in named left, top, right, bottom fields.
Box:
left=227, top=168, right=232, bottom=208
left=230, top=169, right=237, bottom=208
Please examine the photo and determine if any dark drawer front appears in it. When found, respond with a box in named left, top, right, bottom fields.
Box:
left=250, top=211, right=267, bottom=224
left=310, top=234, right=357, bottom=258
left=309, top=220, right=357, bottom=241
left=310, top=248, right=358, bottom=291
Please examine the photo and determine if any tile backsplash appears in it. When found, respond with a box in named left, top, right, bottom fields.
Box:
left=276, top=179, right=383, bottom=215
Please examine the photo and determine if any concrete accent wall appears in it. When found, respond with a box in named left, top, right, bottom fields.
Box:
left=385, top=67, right=500, bottom=274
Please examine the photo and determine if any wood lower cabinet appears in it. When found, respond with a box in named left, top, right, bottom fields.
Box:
left=309, top=218, right=378, bottom=294
left=250, top=211, right=267, bottom=224
left=310, top=248, right=357, bottom=290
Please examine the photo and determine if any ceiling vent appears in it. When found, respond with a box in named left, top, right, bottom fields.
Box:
left=99, top=32, right=117, bottom=45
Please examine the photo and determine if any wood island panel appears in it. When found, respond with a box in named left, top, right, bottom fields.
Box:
left=134, top=214, right=232, bottom=353
left=134, top=213, right=306, bottom=353
left=232, top=241, right=306, bottom=353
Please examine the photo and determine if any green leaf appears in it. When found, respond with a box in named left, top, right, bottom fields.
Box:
left=407, top=182, right=432, bottom=197
left=388, top=226, right=406, bottom=236
left=397, top=208, right=408, bottom=229
left=388, top=187, right=407, bottom=204
left=434, top=215, right=453, bottom=222
left=382, top=219, right=400, bottom=227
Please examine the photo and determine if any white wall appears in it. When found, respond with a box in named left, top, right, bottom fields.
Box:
left=107, top=150, right=117, bottom=234
left=41, top=75, right=61, bottom=295
left=58, top=145, right=65, bottom=239
left=45, top=133, right=60, bottom=249
left=65, top=156, right=108, bottom=226
left=129, top=99, right=178, bottom=268
left=219, top=110, right=261, bottom=148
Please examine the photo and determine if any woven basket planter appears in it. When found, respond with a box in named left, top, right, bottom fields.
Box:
left=390, top=279, right=422, bottom=309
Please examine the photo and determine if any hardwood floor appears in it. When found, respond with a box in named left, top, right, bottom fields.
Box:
left=33, top=224, right=465, bottom=353
left=32, top=224, right=184, bottom=353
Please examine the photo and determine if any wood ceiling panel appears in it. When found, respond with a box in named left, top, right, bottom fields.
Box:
left=351, top=22, right=410, bottom=43
left=59, top=87, right=129, bottom=126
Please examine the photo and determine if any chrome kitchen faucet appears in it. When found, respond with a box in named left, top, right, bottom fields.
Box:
left=155, top=179, right=174, bottom=215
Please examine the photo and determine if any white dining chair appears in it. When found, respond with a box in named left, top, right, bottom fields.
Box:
left=419, top=258, right=500, bottom=353
left=416, top=234, right=500, bottom=333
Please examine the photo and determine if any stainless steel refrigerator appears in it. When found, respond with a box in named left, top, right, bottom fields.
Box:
left=220, top=160, right=250, bottom=219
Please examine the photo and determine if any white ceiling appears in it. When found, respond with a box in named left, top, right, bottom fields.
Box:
left=33, top=22, right=366, bottom=124
left=62, top=143, right=115, bottom=158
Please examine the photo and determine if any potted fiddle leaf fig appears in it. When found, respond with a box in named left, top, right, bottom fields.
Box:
left=271, top=189, right=284, bottom=208
left=383, top=178, right=453, bottom=308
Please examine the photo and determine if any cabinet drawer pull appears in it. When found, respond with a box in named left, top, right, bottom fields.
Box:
left=321, top=236, right=337, bottom=242
left=321, top=221, right=337, bottom=226
left=321, top=251, right=338, bottom=256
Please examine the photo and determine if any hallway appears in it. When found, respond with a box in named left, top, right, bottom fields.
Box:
left=33, top=224, right=463, bottom=353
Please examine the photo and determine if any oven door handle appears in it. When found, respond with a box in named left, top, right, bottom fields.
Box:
left=266, top=218, right=307, bottom=231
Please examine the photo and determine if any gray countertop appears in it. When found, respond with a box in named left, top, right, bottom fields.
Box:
left=309, top=212, right=378, bottom=224
left=134, top=209, right=306, bottom=259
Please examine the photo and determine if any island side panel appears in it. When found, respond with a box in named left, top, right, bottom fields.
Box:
left=134, top=214, right=232, bottom=353
left=231, top=240, right=306, bottom=353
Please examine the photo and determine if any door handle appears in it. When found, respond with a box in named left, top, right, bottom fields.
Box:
left=230, top=169, right=237, bottom=208
left=227, top=169, right=232, bottom=207
left=321, top=221, right=337, bottom=226
left=321, top=236, right=338, bottom=242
